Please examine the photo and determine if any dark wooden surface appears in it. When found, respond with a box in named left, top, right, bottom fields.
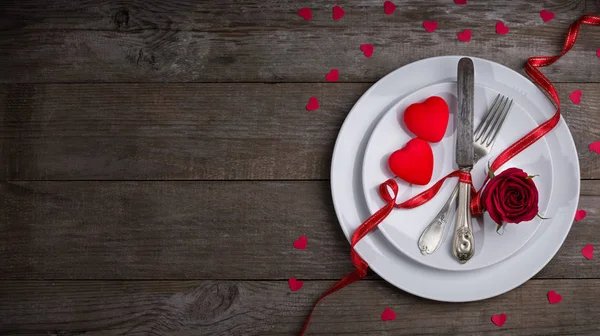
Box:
left=1, top=0, right=599, bottom=335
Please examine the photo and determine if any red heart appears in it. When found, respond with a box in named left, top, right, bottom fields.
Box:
left=454, top=0, right=467, bottom=4
left=403, top=96, right=450, bottom=143
left=590, top=141, right=600, bottom=154
left=381, top=307, right=397, bottom=321
left=597, top=48, right=600, bottom=57
left=491, top=313, right=507, bottom=327
left=293, top=235, right=308, bottom=249
left=388, top=138, right=434, bottom=185
left=575, top=209, right=587, bottom=221
left=298, top=8, right=312, bottom=21
left=496, top=21, right=509, bottom=35
left=423, top=21, right=438, bottom=33
left=547, top=290, right=562, bottom=304
left=384, top=1, right=396, bottom=15
left=332, top=5, right=345, bottom=20
left=288, top=278, right=303, bottom=291
left=582, top=244, right=594, bottom=260
left=457, top=29, right=472, bottom=42
left=306, top=96, right=319, bottom=111
left=540, top=10, right=555, bottom=22
left=569, top=90, right=582, bottom=104
left=360, top=44, right=374, bottom=58
left=325, top=69, right=339, bottom=82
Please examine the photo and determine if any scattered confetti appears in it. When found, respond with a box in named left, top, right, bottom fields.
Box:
left=325, top=69, right=339, bottom=82
left=423, top=21, right=438, bottom=33
left=589, top=141, right=600, bottom=154
left=333, top=5, right=345, bottom=20
left=297, top=8, right=312, bottom=21
left=491, top=313, right=507, bottom=327
left=540, top=10, right=555, bottom=22
left=381, top=308, right=397, bottom=321
left=306, top=96, right=320, bottom=111
left=547, top=290, right=562, bottom=304
left=496, top=21, right=509, bottom=35
left=293, top=235, right=308, bottom=249
left=575, top=209, right=587, bottom=221
left=457, top=29, right=472, bottom=42
left=288, top=278, right=303, bottom=291
left=569, top=90, right=582, bottom=104
left=384, top=1, right=397, bottom=15
left=596, top=48, right=600, bottom=57
left=454, top=0, right=467, bottom=4
left=360, top=44, right=374, bottom=58
left=582, top=244, right=594, bottom=260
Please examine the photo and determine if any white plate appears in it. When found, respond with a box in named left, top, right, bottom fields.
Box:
left=330, top=56, right=580, bottom=302
left=361, top=82, right=551, bottom=271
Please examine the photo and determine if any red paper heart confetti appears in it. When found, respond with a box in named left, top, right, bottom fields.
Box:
left=491, top=314, right=507, bottom=327
left=404, top=96, right=450, bottom=142
left=306, top=96, right=320, bottom=111
left=384, top=1, right=397, bottom=15
left=381, top=308, right=397, bottom=321
left=332, top=5, right=345, bottom=20
left=388, top=138, right=434, bottom=185
left=590, top=141, right=600, bottom=154
left=454, top=0, right=467, bottom=4
left=575, top=209, right=587, bottom=221
left=569, top=90, right=582, bottom=104
left=496, top=21, right=510, bottom=35
left=423, top=21, right=438, bottom=33
left=597, top=48, right=600, bottom=57
left=288, top=278, right=303, bottom=291
left=582, top=244, right=594, bottom=260
left=457, top=29, right=472, bottom=42
left=298, top=8, right=312, bottom=21
left=547, top=290, right=563, bottom=304
left=325, top=69, right=339, bottom=82
left=360, top=44, right=374, bottom=58
left=540, top=10, right=555, bottom=23
left=293, top=235, right=308, bottom=249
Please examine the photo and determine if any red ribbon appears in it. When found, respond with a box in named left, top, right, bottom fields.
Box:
left=300, top=15, right=600, bottom=335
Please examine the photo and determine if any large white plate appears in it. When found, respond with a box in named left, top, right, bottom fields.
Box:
left=361, top=82, right=550, bottom=271
left=330, top=56, right=580, bottom=302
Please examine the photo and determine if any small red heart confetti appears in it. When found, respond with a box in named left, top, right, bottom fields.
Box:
left=575, top=209, right=587, bottom=221
left=582, top=244, right=594, bottom=260
left=496, top=21, right=509, bottom=35
left=332, top=5, right=345, bottom=20
left=491, top=314, right=507, bottom=327
left=325, top=69, right=339, bottom=82
left=540, top=10, right=555, bottom=23
left=293, top=235, right=308, bottom=249
left=360, top=44, right=374, bottom=58
left=298, top=8, right=312, bottom=21
left=288, top=278, right=303, bottom=291
left=384, top=1, right=397, bottom=15
left=597, top=48, right=600, bottom=57
left=423, top=21, right=438, bottom=33
left=547, top=290, right=562, bottom=304
left=590, top=141, right=600, bottom=154
left=306, top=96, right=320, bottom=111
left=381, top=308, right=397, bottom=321
left=457, top=29, right=472, bottom=42
left=454, top=0, right=467, bottom=4
left=569, top=90, right=582, bottom=104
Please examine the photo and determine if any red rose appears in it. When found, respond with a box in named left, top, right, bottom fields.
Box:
left=480, top=167, right=539, bottom=226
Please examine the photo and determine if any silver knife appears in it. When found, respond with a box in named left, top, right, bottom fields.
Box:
left=452, top=58, right=475, bottom=263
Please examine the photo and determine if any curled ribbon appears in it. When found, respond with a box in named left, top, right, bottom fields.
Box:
left=300, top=14, right=600, bottom=336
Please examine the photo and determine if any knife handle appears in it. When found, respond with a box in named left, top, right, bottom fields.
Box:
left=452, top=175, right=475, bottom=263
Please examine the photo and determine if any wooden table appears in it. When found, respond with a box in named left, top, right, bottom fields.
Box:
left=1, top=1, right=599, bottom=335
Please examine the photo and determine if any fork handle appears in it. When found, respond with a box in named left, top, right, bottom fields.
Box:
left=452, top=171, right=475, bottom=263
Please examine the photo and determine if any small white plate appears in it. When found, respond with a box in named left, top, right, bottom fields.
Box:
left=361, top=82, right=551, bottom=271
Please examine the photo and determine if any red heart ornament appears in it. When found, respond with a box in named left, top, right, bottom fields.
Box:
left=288, top=278, right=303, bottom=291
left=388, top=138, right=434, bottom=185
left=423, top=21, right=438, bottom=33
left=575, top=209, right=587, bottom=221
left=298, top=8, right=312, bottom=21
left=293, top=235, right=308, bottom=249
left=547, top=290, right=562, bottom=304
left=325, top=69, right=339, bottom=82
left=496, top=21, right=509, bottom=35
left=381, top=307, right=397, bottom=321
left=582, top=244, right=594, bottom=260
left=306, top=96, right=319, bottom=111
left=384, top=1, right=396, bottom=15
left=457, top=29, right=472, bottom=42
left=491, top=313, right=507, bottom=327
left=403, top=96, right=450, bottom=143
left=360, top=44, right=374, bottom=58
left=590, top=141, right=600, bottom=154
left=454, top=0, right=467, bottom=4
left=332, top=5, right=345, bottom=20
left=540, top=10, right=555, bottom=22
left=569, top=90, right=582, bottom=104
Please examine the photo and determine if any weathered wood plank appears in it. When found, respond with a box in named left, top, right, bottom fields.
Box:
left=1, top=83, right=598, bottom=180
left=1, top=279, right=600, bottom=335
left=0, top=0, right=598, bottom=83
left=0, top=180, right=597, bottom=280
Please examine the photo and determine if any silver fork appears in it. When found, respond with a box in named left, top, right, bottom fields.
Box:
left=417, top=94, right=514, bottom=255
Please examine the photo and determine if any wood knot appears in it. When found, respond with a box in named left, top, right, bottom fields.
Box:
left=114, top=10, right=129, bottom=29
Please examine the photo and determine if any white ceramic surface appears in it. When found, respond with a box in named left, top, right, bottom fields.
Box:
left=361, top=82, right=551, bottom=271
left=330, top=56, right=580, bottom=302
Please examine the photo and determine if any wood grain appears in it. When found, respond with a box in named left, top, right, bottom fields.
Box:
left=2, top=279, right=600, bottom=335
left=0, top=180, right=597, bottom=280
left=0, top=0, right=598, bottom=83
left=1, top=83, right=599, bottom=180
